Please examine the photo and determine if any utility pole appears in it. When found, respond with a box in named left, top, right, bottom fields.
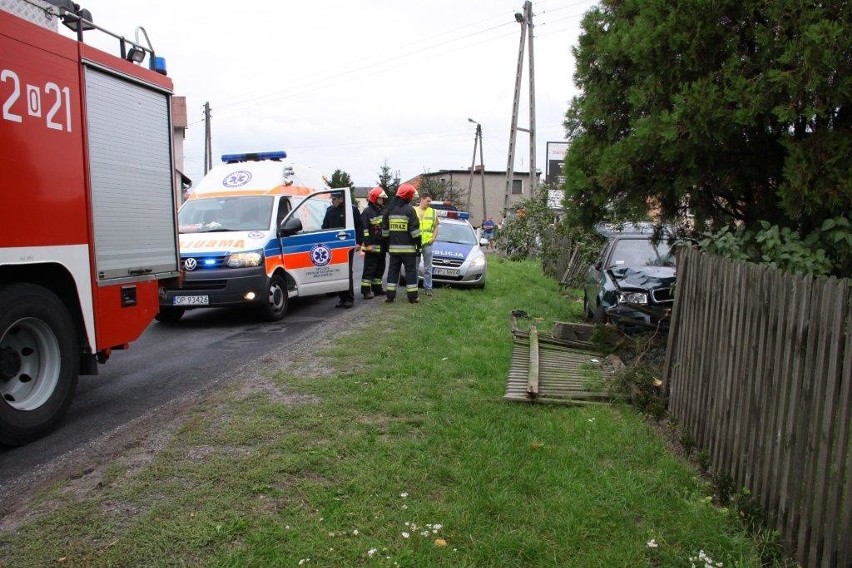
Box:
left=504, top=0, right=537, bottom=216
left=478, top=125, right=486, bottom=221
left=527, top=2, right=537, bottom=195
left=467, top=119, right=487, bottom=222
left=203, top=101, right=212, bottom=174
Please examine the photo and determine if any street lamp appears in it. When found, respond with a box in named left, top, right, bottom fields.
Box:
left=467, top=119, right=487, bottom=224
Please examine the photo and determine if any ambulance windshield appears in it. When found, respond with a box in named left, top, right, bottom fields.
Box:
left=178, top=196, right=274, bottom=233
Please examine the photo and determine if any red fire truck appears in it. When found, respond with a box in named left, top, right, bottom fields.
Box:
left=0, top=1, right=180, bottom=445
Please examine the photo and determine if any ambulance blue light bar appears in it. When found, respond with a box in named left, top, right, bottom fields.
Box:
left=222, top=151, right=287, bottom=164
left=435, top=209, right=469, bottom=220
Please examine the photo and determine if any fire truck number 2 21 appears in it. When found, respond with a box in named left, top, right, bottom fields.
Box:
left=2, top=68, right=74, bottom=132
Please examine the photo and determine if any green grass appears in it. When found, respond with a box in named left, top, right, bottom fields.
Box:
left=0, top=258, right=777, bottom=567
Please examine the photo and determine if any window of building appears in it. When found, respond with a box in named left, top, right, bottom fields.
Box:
left=512, top=179, right=523, bottom=194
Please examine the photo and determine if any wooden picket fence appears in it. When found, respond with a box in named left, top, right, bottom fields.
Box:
left=540, top=233, right=595, bottom=290
left=663, top=248, right=851, bottom=568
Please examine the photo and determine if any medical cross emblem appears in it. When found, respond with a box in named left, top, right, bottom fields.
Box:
left=222, top=170, right=252, bottom=188
left=310, top=244, right=332, bottom=267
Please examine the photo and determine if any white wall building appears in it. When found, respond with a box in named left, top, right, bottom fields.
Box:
left=407, top=169, right=540, bottom=227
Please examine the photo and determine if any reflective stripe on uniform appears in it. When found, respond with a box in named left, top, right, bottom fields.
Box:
left=388, top=215, right=409, bottom=231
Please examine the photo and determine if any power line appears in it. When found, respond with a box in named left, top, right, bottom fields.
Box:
left=199, top=24, right=515, bottom=121
left=187, top=5, right=592, bottom=126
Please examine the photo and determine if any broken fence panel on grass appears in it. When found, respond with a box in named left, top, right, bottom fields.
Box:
left=504, top=314, right=622, bottom=405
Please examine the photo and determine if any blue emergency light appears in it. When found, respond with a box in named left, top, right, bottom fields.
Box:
left=149, top=56, right=167, bottom=75
left=222, top=151, right=287, bottom=164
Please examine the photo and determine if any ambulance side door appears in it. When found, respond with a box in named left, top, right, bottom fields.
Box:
left=278, top=189, right=356, bottom=297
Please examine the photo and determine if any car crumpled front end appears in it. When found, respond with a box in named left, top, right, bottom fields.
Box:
left=604, top=266, right=676, bottom=331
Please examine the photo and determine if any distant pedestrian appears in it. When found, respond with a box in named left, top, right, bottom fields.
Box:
left=416, top=192, right=439, bottom=296
left=481, top=216, right=495, bottom=249
left=360, top=187, right=387, bottom=298
left=381, top=184, right=420, bottom=304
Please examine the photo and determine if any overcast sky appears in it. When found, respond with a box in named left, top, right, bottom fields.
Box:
left=64, top=0, right=594, bottom=187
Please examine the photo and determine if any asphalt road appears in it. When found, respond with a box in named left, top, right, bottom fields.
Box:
left=0, top=258, right=366, bottom=496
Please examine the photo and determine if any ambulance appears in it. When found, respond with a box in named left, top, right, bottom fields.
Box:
left=158, top=151, right=357, bottom=322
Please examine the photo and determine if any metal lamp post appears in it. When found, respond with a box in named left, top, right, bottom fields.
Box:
left=467, top=118, right=487, bottom=223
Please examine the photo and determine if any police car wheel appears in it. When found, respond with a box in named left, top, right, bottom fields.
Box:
left=0, top=284, right=79, bottom=446
left=259, top=274, right=288, bottom=322
left=155, top=308, right=185, bottom=324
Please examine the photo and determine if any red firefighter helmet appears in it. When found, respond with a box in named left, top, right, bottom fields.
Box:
left=396, top=183, right=416, bottom=201
left=368, top=187, right=387, bottom=203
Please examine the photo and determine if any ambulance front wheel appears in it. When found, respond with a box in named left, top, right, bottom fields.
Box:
left=0, top=283, right=79, bottom=446
left=259, top=274, right=288, bottom=322
left=155, top=307, right=185, bottom=323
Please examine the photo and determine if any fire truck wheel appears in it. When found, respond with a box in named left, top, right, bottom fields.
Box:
left=259, top=274, right=288, bottom=322
left=0, top=284, right=79, bottom=446
left=155, top=308, right=185, bottom=323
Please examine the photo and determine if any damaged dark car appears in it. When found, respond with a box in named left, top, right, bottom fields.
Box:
left=583, top=227, right=676, bottom=332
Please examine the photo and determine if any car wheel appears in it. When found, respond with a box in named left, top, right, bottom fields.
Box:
left=259, top=274, right=288, bottom=322
left=155, top=308, right=185, bottom=323
left=0, top=284, right=79, bottom=446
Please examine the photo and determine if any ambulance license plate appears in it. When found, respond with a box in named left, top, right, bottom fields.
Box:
left=174, top=295, right=209, bottom=306
left=433, top=267, right=459, bottom=277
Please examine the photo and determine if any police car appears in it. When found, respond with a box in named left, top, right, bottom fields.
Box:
left=419, top=210, right=488, bottom=288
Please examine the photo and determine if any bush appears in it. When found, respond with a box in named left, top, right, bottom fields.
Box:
left=695, top=217, right=851, bottom=278
left=496, top=184, right=560, bottom=261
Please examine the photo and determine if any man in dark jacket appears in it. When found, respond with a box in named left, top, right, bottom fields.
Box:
left=360, top=187, right=387, bottom=299
left=381, top=183, right=420, bottom=304
left=322, top=191, right=362, bottom=308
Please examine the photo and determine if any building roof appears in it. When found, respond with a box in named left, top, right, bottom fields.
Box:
left=353, top=186, right=371, bottom=198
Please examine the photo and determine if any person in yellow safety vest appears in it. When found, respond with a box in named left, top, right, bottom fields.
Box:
left=415, top=192, right=439, bottom=296
left=360, top=187, right=387, bottom=299
left=381, top=183, right=420, bottom=303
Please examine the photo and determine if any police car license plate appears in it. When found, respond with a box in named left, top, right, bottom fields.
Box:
left=174, top=295, right=209, bottom=306
left=433, top=267, right=459, bottom=277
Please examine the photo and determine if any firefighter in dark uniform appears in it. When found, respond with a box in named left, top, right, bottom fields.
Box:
left=322, top=190, right=362, bottom=308
left=360, top=187, right=387, bottom=299
left=381, top=183, right=421, bottom=304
